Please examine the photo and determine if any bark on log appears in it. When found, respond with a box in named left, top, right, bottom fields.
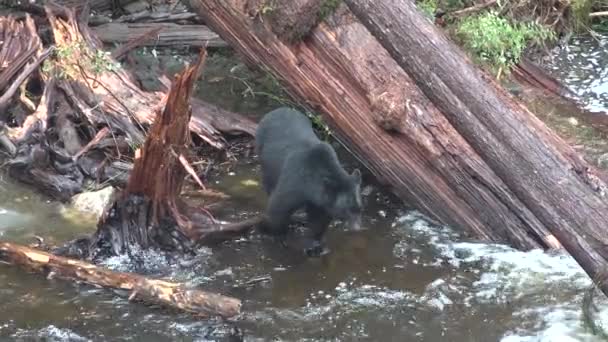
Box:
left=91, top=23, right=227, bottom=48
left=0, top=241, right=241, bottom=318
left=187, top=0, right=557, bottom=249
left=345, top=0, right=608, bottom=295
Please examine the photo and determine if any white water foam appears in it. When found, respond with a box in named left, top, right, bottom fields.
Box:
left=395, top=211, right=608, bottom=342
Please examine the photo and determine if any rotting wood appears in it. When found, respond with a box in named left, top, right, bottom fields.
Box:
left=0, top=241, right=241, bottom=318
left=94, top=49, right=209, bottom=256
left=82, top=47, right=257, bottom=257
left=188, top=0, right=557, bottom=249
left=0, top=15, right=42, bottom=92
left=345, top=0, right=608, bottom=296
left=264, top=0, right=325, bottom=43
left=91, top=23, right=227, bottom=48
left=0, top=47, right=54, bottom=112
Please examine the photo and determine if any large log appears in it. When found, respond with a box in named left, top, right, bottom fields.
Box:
left=345, top=0, right=608, bottom=295
left=0, top=241, right=241, bottom=318
left=187, top=0, right=556, bottom=249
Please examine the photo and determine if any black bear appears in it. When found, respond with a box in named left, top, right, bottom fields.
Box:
left=255, top=107, right=363, bottom=257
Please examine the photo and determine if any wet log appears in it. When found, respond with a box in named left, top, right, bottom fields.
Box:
left=345, top=0, right=608, bottom=295
left=513, top=57, right=577, bottom=100
left=187, top=0, right=557, bottom=249
left=0, top=241, right=241, bottom=318
left=91, top=23, right=227, bottom=48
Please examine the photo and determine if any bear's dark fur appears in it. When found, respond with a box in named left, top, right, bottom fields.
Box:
left=255, top=107, right=363, bottom=256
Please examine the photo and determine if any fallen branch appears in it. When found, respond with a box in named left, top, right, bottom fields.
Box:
left=0, top=241, right=241, bottom=318
left=91, top=23, right=227, bottom=48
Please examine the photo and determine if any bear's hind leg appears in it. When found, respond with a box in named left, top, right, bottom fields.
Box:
left=260, top=188, right=302, bottom=247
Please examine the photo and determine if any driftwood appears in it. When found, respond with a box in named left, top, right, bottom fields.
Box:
left=91, top=23, right=227, bottom=48
left=0, top=241, right=241, bottom=318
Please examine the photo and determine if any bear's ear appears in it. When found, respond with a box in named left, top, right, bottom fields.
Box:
left=351, top=169, right=362, bottom=184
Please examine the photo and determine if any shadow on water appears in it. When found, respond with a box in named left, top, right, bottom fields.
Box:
left=1, top=44, right=608, bottom=341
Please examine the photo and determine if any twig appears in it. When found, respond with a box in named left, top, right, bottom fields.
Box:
left=73, top=127, right=110, bottom=161
left=590, top=11, right=608, bottom=18
left=449, top=0, right=497, bottom=17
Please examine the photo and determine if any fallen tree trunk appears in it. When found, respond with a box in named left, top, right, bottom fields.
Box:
left=91, top=23, right=227, bottom=48
left=346, top=0, right=608, bottom=295
left=188, top=0, right=557, bottom=249
left=0, top=241, right=241, bottom=318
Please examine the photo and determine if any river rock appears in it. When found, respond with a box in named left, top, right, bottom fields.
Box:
left=70, top=186, right=117, bottom=219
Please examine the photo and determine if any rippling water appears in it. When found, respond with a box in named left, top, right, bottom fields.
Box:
left=1, top=158, right=607, bottom=341
left=544, top=34, right=608, bottom=113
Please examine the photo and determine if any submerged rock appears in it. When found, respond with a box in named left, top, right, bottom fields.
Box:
left=70, top=186, right=117, bottom=219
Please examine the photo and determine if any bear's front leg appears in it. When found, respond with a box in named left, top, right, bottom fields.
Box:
left=304, top=206, right=332, bottom=257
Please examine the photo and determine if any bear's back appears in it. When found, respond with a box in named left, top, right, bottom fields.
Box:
left=256, top=108, right=322, bottom=193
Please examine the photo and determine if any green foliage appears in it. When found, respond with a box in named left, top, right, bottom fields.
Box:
left=42, top=41, right=119, bottom=79
left=417, top=0, right=438, bottom=19
left=318, top=0, right=342, bottom=21
left=260, top=0, right=276, bottom=15
left=592, top=18, right=608, bottom=32
left=572, top=0, right=593, bottom=31
left=456, top=11, right=555, bottom=75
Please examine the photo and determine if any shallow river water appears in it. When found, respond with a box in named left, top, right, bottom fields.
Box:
left=1, top=37, right=608, bottom=341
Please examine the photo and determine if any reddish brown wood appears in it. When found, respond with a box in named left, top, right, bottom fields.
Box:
left=346, top=0, right=608, bottom=295
left=188, top=0, right=558, bottom=249
left=0, top=15, right=41, bottom=92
